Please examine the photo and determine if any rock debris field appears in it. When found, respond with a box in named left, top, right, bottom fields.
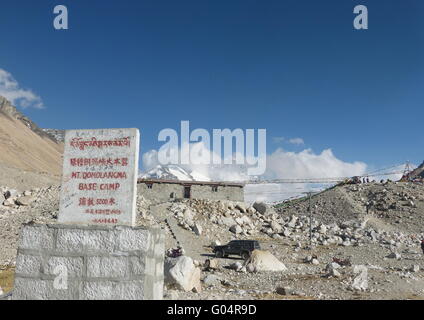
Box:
left=1, top=180, right=424, bottom=300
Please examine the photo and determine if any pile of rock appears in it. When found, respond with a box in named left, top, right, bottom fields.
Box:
left=168, top=199, right=283, bottom=240
left=258, top=212, right=424, bottom=251
left=0, top=186, right=55, bottom=210
left=325, top=261, right=341, bottom=278
left=169, top=199, right=264, bottom=237
left=166, top=196, right=424, bottom=253
left=135, top=194, right=152, bottom=224
left=276, top=181, right=424, bottom=233
left=322, top=262, right=369, bottom=291
left=1, top=187, right=36, bottom=208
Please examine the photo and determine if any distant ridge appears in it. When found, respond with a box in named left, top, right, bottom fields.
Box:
left=0, top=96, right=59, bottom=143
left=42, top=128, right=65, bottom=143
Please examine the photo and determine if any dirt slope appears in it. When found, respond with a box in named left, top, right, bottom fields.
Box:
left=0, top=96, right=63, bottom=176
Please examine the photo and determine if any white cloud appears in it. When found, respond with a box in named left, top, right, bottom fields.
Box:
left=0, top=68, right=44, bottom=109
left=245, top=148, right=367, bottom=203
left=141, top=143, right=367, bottom=181
left=265, top=148, right=366, bottom=180
left=288, top=137, right=304, bottom=145
left=272, top=136, right=305, bottom=145
left=142, top=149, right=160, bottom=172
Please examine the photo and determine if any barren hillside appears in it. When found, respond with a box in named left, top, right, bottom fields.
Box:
left=409, top=161, right=424, bottom=180
left=276, top=181, right=424, bottom=233
left=0, top=96, right=63, bottom=178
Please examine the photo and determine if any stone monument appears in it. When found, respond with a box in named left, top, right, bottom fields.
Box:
left=59, top=128, right=139, bottom=226
left=12, top=128, right=165, bottom=300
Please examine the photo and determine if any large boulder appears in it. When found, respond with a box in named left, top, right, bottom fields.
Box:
left=270, top=221, right=282, bottom=233
left=247, top=206, right=256, bottom=214
left=276, top=286, right=295, bottom=296
left=15, top=196, right=34, bottom=206
left=386, top=252, right=401, bottom=260
left=239, top=216, right=252, bottom=225
left=210, top=240, right=221, bottom=247
left=183, top=208, right=195, bottom=221
left=235, top=203, right=247, bottom=213
left=2, top=198, right=15, bottom=207
left=325, top=262, right=341, bottom=278
left=221, top=217, right=236, bottom=227
left=253, top=202, right=275, bottom=216
left=244, top=250, right=287, bottom=272
left=204, top=259, right=220, bottom=270
left=351, top=265, right=368, bottom=291
left=3, top=189, right=18, bottom=200
left=410, top=265, right=420, bottom=273
left=230, top=224, right=242, bottom=234
left=203, top=274, right=221, bottom=287
left=164, top=256, right=202, bottom=292
left=229, top=262, right=243, bottom=271
left=253, top=202, right=268, bottom=214
left=193, top=223, right=203, bottom=236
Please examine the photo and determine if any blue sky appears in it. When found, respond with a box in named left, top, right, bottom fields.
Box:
left=1, top=0, right=423, bottom=174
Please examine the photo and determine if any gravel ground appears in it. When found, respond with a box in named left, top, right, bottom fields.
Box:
left=1, top=180, right=424, bottom=300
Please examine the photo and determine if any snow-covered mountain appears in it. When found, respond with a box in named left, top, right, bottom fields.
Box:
left=140, top=165, right=210, bottom=181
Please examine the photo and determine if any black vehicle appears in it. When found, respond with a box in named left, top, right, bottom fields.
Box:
left=213, top=240, right=260, bottom=260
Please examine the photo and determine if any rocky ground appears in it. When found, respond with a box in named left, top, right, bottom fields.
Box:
left=276, top=181, right=424, bottom=234
left=1, top=180, right=424, bottom=300
left=0, top=164, right=60, bottom=192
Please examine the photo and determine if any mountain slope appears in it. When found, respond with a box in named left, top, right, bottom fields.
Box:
left=0, top=96, right=63, bottom=176
left=276, top=180, right=424, bottom=233
left=42, top=128, right=65, bottom=143
left=409, top=161, right=424, bottom=179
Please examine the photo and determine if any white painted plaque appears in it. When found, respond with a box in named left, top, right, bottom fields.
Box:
left=58, top=128, right=140, bottom=226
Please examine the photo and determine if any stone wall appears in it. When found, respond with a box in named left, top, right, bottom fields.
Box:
left=138, top=182, right=244, bottom=203
left=138, top=182, right=185, bottom=203
left=190, top=185, right=244, bottom=202
left=12, top=223, right=164, bottom=300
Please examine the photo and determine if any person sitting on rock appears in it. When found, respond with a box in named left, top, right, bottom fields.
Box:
left=421, top=240, right=424, bottom=255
